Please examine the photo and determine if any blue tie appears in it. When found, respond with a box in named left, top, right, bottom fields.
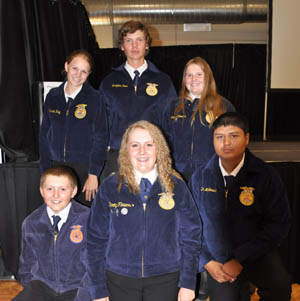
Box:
left=133, top=70, right=140, bottom=93
left=139, top=178, right=152, bottom=203
left=224, top=175, right=235, bottom=190
left=192, top=98, right=200, bottom=111
left=52, top=215, right=61, bottom=233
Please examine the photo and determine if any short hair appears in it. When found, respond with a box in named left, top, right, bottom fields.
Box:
left=65, top=49, right=94, bottom=71
left=40, top=166, right=78, bottom=188
left=118, top=20, right=152, bottom=56
left=118, top=120, right=181, bottom=194
left=212, top=112, right=249, bottom=134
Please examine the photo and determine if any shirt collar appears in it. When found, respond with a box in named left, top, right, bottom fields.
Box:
left=64, top=82, right=83, bottom=102
left=189, top=92, right=201, bottom=101
left=125, top=60, right=148, bottom=80
left=134, top=165, right=158, bottom=185
left=47, top=202, right=72, bottom=230
left=219, top=153, right=245, bottom=178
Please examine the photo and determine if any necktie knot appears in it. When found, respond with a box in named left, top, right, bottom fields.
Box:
left=192, top=98, right=200, bottom=111
left=67, top=97, right=73, bottom=103
left=133, top=70, right=140, bottom=93
left=52, top=215, right=61, bottom=233
left=139, top=178, right=152, bottom=203
left=224, top=175, right=235, bottom=190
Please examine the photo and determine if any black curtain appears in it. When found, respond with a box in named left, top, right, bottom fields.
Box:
left=0, top=0, right=98, bottom=162
left=93, top=44, right=266, bottom=136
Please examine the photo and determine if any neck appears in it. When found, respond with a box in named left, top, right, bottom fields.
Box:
left=65, top=82, right=81, bottom=95
left=127, top=58, right=145, bottom=69
left=221, top=157, right=242, bottom=174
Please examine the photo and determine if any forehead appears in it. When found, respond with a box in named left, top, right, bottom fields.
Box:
left=124, top=30, right=145, bottom=39
left=69, top=55, right=90, bottom=67
left=186, top=63, right=204, bottom=73
left=214, top=125, right=244, bottom=135
left=42, top=175, right=72, bottom=186
left=128, top=127, right=153, bottom=142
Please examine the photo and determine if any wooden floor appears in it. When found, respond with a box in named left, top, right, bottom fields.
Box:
left=0, top=281, right=300, bottom=300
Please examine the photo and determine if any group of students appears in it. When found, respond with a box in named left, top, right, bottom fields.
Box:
left=14, top=20, right=292, bottom=301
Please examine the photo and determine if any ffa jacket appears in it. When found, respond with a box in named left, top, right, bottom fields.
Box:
left=99, top=61, right=177, bottom=150
left=189, top=149, right=291, bottom=271
left=87, top=174, right=202, bottom=299
left=18, top=200, right=91, bottom=300
left=39, top=81, right=108, bottom=176
left=162, top=97, right=235, bottom=177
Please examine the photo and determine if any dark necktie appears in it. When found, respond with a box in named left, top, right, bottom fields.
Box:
left=139, top=178, right=152, bottom=204
left=192, top=98, right=200, bottom=111
left=133, top=70, right=140, bottom=93
left=52, top=215, right=61, bottom=233
left=224, top=175, right=235, bottom=190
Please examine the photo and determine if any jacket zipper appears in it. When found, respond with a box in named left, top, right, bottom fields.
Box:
left=190, top=122, right=195, bottom=168
left=142, top=203, right=146, bottom=277
left=63, top=100, right=72, bottom=161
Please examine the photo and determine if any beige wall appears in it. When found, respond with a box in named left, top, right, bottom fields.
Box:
left=93, top=23, right=268, bottom=49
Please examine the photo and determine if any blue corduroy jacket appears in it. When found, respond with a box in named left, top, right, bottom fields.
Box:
left=87, top=174, right=202, bottom=299
left=189, top=149, right=291, bottom=271
left=162, top=97, right=235, bottom=177
left=18, top=200, right=91, bottom=300
left=99, top=61, right=177, bottom=150
left=39, top=81, right=108, bottom=176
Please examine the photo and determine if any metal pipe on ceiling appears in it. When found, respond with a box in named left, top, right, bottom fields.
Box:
left=85, top=0, right=268, bottom=25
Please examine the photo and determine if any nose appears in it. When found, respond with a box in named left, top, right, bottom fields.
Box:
left=139, top=145, right=145, bottom=155
left=54, top=189, right=59, bottom=198
left=224, top=136, right=231, bottom=146
left=132, top=40, right=138, bottom=48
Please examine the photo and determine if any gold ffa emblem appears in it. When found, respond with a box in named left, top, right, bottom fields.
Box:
left=239, top=186, right=255, bottom=206
left=205, top=111, right=214, bottom=124
left=158, top=193, right=175, bottom=210
left=146, top=83, right=158, bottom=96
left=74, top=104, right=87, bottom=119
left=70, top=225, right=83, bottom=243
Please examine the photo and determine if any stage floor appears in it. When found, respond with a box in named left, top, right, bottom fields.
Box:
left=248, top=141, right=300, bottom=162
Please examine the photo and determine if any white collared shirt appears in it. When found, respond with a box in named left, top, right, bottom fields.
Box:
left=64, top=82, right=82, bottom=103
left=189, top=92, right=201, bottom=101
left=125, top=60, right=148, bottom=80
left=47, top=202, right=72, bottom=231
left=134, top=165, right=158, bottom=186
left=219, top=153, right=245, bottom=185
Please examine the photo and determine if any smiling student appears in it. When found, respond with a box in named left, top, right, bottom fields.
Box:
left=39, top=49, right=108, bottom=205
left=189, top=112, right=292, bottom=301
left=99, top=20, right=177, bottom=179
left=14, top=166, right=91, bottom=301
left=87, top=120, right=202, bottom=301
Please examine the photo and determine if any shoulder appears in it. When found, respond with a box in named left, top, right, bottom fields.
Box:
left=45, top=82, right=65, bottom=100
left=221, top=96, right=235, bottom=112
left=146, top=61, right=173, bottom=81
left=22, top=204, right=46, bottom=227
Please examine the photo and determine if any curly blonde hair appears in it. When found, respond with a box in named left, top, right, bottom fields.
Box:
left=175, top=56, right=226, bottom=126
left=118, top=120, right=181, bottom=194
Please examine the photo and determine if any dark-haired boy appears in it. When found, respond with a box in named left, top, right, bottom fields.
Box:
left=14, top=166, right=91, bottom=301
left=190, top=112, right=292, bottom=301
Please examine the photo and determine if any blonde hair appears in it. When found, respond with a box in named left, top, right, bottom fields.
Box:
left=175, top=56, right=226, bottom=126
left=118, top=120, right=181, bottom=194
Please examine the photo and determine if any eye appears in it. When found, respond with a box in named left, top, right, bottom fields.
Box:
left=131, top=143, right=138, bottom=148
left=146, top=143, right=153, bottom=147
left=185, top=74, right=192, bottom=78
left=215, top=135, right=223, bottom=140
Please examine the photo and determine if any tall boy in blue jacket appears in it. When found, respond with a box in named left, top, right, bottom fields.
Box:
left=189, top=112, right=291, bottom=301
left=14, top=166, right=91, bottom=301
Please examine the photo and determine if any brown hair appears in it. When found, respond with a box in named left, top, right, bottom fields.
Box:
left=118, top=20, right=152, bottom=56
left=40, top=166, right=78, bottom=189
left=65, top=49, right=93, bottom=72
left=174, top=57, right=225, bottom=125
left=118, top=120, right=181, bottom=194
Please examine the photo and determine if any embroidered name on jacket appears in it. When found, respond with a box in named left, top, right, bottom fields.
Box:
left=49, top=109, right=61, bottom=115
left=111, top=84, right=128, bottom=88
left=69, top=225, right=84, bottom=244
left=201, top=187, right=217, bottom=193
left=109, top=202, right=134, bottom=208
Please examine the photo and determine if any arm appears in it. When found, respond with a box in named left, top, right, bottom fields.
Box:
left=204, top=261, right=235, bottom=283
left=87, top=184, right=110, bottom=299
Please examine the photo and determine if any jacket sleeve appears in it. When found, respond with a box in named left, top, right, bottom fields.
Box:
left=233, top=168, right=292, bottom=265
left=177, top=181, right=202, bottom=290
left=86, top=184, right=110, bottom=299
left=18, top=220, right=36, bottom=287
left=88, top=93, right=108, bottom=176
left=39, top=96, right=52, bottom=173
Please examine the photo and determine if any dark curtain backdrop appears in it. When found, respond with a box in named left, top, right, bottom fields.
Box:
left=0, top=0, right=98, bottom=162
left=91, top=44, right=267, bottom=137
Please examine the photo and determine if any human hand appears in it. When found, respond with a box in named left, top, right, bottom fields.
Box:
left=93, top=298, right=109, bottom=301
left=205, top=260, right=235, bottom=283
left=82, top=174, right=98, bottom=201
left=223, top=259, right=243, bottom=280
left=177, top=287, right=195, bottom=301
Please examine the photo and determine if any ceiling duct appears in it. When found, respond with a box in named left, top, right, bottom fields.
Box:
left=86, top=0, right=268, bottom=26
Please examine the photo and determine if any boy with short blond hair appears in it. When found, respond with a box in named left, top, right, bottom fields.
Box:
left=14, top=165, right=90, bottom=301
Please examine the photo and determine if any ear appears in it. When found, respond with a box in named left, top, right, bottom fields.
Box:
left=40, top=186, right=44, bottom=198
left=64, top=62, right=69, bottom=73
left=245, top=133, right=250, bottom=146
left=71, top=186, right=78, bottom=198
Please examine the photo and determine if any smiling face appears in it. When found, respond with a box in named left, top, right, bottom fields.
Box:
left=121, top=30, right=147, bottom=67
left=184, top=63, right=205, bottom=98
left=214, top=125, right=249, bottom=171
left=127, top=127, right=157, bottom=174
left=64, top=55, right=91, bottom=93
left=40, top=175, right=77, bottom=214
